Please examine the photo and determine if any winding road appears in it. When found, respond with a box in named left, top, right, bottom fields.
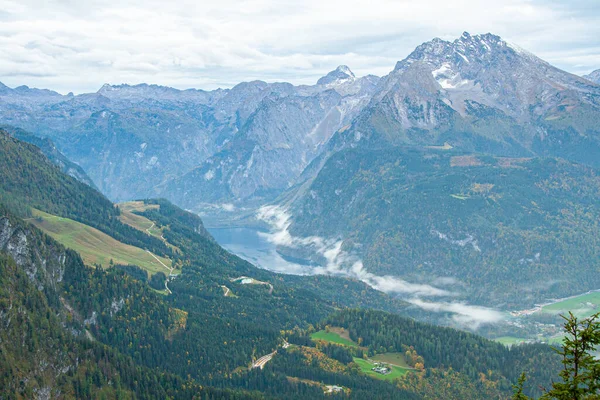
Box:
left=145, top=222, right=176, bottom=294
left=146, top=250, right=174, bottom=294
left=221, top=285, right=232, bottom=297
left=252, top=351, right=276, bottom=369
left=252, top=341, right=290, bottom=369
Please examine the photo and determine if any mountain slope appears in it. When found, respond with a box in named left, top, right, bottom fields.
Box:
left=156, top=67, right=380, bottom=213
left=0, top=129, right=170, bottom=257
left=1, top=125, right=97, bottom=188
left=0, top=80, right=267, bottom=201
left=281, top=146, right=600, bottom=309
left=0, top=70, right=378, bottom=209
left=322, top=32, right=600, bottom=170
left=0, top=206, right=257, bottom=399
left=0, top=123, right=564, bottom=399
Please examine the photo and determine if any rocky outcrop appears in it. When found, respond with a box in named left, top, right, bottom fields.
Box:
left=158, top=67, right=380, bottom=212
left=0, top=216, right=66, bottom=292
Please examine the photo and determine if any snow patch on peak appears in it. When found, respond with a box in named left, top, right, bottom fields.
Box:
left=432, top=63, right=472, bottom=89
left=432, top=63, right=453, bottom=78
left=317, top=65, right=356, bottom=86
left=335, top=65, right=355, bottom=77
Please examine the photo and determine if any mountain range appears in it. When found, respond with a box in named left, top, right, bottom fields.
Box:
left=1, top=33, right=599, bottom=214
left=1, top=31, right=600, bottom=312
left=2, top=30, right=600, bottom=399
left=0, top=66, right=379, bottom=213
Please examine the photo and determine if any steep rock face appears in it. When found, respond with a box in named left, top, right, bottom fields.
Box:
left=157, top=68, right=380, bottom=212
left=0, top=80, right=287, bottom=201
left=388, top=32, right=599, bottom=120
left=0, top=72, right=377, bottom=205
left=584, top=69, right=600, bottom=84
left=0, top=215, right=66, bottom=293
left=325, top=32, right=600, bottom=168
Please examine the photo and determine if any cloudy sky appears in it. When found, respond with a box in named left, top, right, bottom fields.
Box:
left=1, top=0, right=599, bottom=94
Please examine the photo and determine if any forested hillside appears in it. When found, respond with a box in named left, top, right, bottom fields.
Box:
left=285, top=146, right=600, bottom=308
left=0, top=207, right=260, bottom=399
left=1, top=124, right=97, bottom=189
left=325, top=309, right=560, bottom=397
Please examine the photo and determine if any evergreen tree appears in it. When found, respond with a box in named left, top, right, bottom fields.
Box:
left=542, top=312, right=600, bottom=400
left=513, top=373, right=532, bottom=400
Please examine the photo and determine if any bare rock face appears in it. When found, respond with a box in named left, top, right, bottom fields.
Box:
left=155, top=67, right=381, bottom=212
left=0, top=69, right=379, bottom=209
left=0, top=216, right=66, bottom=292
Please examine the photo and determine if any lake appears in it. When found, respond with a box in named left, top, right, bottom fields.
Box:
left=207, top=227, right=314, bottom=275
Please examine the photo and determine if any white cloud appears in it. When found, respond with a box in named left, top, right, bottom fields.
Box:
left=408, top=299, right=505, bottom=329
left=256, top=205, right=506, bottom=328
left=0, top=0, right=598, bottom=93
left=257, top=205, right=451, bottom=297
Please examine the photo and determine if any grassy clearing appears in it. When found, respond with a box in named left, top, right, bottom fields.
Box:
left=545, top=336, right=565, bottom=345
left=311, top=330, right=358, bottom=348
left=119, top=208, right=155, bottom=233
left=353, top=357, right=409, bottom=381
left=371, top=352, right=411, bottom=369
left=118, top=201, right=159, bottom=214
left=541, top=291, right=600, bottom=319
left=118, top=202, right=163, bottom=238
left=118, top=201, right=179, bottom=251
left=221, top=285, right=237, bottom=298
left=30, top=209, right=171, bottom=276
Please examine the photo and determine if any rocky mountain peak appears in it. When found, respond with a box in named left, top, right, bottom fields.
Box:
left=317, top=65, right=356, bottom=86
left=584, top=69, right=600, bottom=84
left=380, top=31, right=600, bottom=121
left=98, top=83, right=114, bottom=93
left=396, top=32, right=515, bottom=72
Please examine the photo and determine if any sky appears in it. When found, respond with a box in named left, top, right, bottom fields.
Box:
left=1, top=0, right=599, bottom=94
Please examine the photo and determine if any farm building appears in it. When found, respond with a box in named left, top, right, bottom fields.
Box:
left=371, top=363, right=391, bottom=375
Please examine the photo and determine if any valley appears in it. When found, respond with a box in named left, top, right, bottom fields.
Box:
left=208, top=217, right=586, bottom=346
left=1, top=18, right=600, bottom=398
